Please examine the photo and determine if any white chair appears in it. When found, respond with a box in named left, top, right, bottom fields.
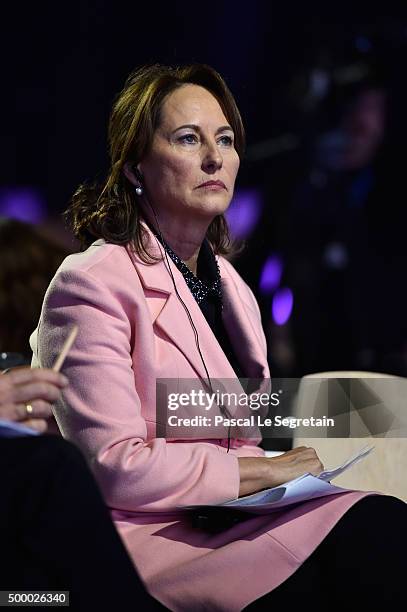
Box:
left=292, top=371, right=407, bottom=501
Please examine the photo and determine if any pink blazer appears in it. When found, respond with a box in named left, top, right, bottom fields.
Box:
left=31, top=224, right=375, bottom=611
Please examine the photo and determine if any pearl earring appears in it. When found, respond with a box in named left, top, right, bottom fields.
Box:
left=135, top=186, right=143, bottom=196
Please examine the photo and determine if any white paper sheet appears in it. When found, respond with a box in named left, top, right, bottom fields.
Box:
left=182, top=445, right=374, bottom=515
left=0, top=419, right=39, bottom=438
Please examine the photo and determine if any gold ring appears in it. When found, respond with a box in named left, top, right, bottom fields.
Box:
left=25, top=404, right=33, bottom=416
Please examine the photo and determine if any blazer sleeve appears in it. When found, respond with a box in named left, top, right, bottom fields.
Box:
left=34, top=266, right=240, bottom=513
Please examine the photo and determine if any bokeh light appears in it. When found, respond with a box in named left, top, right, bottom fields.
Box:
left=259, top=254, right=283, bottom=294
left=0, top=188, right=46, bottom=224
left=225, top=188, right=263, bottom=240
left=272, top=288, right=294, bottom=325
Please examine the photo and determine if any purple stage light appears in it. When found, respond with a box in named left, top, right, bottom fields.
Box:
left=0, top=187, right=46, bottom=223
left=259, top=254, right=283, bottom=294
left=272, top=288, right=293, bottom=326
left=225, top=188, right=262, bottom=239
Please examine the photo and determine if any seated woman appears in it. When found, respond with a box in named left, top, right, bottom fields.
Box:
left=32, top=64, right=406, bottom=609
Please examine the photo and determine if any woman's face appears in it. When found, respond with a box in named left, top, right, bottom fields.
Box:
left=138, top=84, right=240, bottom=222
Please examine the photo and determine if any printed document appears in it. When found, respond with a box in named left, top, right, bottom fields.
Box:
left=183, top=445, right=374, bottom=514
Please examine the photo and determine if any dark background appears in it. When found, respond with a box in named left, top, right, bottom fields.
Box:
left=2, top=1, right=407, bottom=378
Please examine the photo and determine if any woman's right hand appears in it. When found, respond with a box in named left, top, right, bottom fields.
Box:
left=238, top=447, right=324, bottom=497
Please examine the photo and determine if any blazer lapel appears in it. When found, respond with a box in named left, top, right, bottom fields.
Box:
left=219, top=260, right=270, bottom=380
left=127, top=226, right=238, bottom=381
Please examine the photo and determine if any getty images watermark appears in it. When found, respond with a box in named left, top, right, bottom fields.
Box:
left=166, top=389, right=334, bottom=429
left=155, top=377, right=407, bottom=439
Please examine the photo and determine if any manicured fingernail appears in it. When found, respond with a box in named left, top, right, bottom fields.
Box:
left=60, top=375, right=69, bottom=385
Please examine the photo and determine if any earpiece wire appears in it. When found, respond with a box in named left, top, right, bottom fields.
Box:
left=145, top=197, right=232, bottom=452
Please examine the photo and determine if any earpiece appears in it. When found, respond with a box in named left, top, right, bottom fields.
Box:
left=133, top=166, right=143, bottom=180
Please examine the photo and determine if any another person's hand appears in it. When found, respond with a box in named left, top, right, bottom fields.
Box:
left=0, top=368, right=68, bottom=433
left=238, top=446, right=324, bottom=497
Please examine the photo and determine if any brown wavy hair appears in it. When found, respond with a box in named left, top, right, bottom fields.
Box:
left=65, top=64, right=246, bottom=262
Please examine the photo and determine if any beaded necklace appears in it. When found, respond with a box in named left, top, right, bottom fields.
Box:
left=153, top=231, right=222, bottom=308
